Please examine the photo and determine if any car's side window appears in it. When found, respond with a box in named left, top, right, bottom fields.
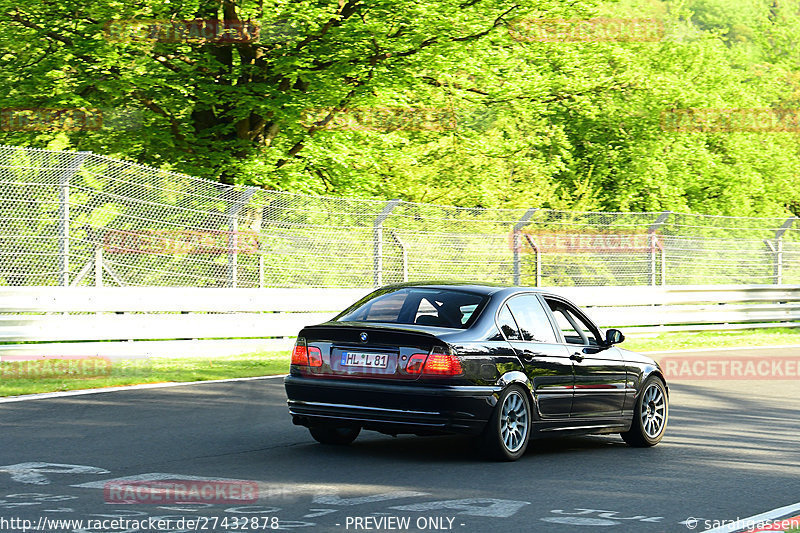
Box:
left=459, top=304, right=479, bottom=326
left=547, top=300, right=600, bottom=346
left=496, top=304, right=522, bottom=341
left=506, top=295, right=558, bottom=343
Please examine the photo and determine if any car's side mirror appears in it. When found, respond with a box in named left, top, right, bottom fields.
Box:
left=605, top=328, right=625, bottom=345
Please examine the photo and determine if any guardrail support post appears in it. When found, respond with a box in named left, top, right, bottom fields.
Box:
left=57, top=151, right=90, bottom=286
left=774, top=217, right=797, bottom=285
left=373, top=200, right=400, bottom=287
left=512, top=209, right=538, bottom=285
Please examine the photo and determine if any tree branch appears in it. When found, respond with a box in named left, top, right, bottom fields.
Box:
left=132, top=91, right=192, bottom=151
left=291, top=0, right=362, bottom=52
left=6, top=11, right=75, bottom=46
left=420, top=75, right=490, bottom=95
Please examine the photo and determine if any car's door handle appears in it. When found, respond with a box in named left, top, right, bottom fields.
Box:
left=570, top=353, right=584, bottom=362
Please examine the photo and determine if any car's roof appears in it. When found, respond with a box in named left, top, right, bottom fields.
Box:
left=379, top=281, right=550, bottom=297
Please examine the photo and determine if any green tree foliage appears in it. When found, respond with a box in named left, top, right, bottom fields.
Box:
left=1, top=0, right=799, bottom=216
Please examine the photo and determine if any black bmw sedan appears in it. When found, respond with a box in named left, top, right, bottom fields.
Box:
left=285, top=282, right=668, bottom=461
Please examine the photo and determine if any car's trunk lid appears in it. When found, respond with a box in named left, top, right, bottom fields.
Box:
left=298, top=322, right=449, bottom=380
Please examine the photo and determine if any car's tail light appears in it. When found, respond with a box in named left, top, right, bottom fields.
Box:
left=406, top=348, right=462, bottom=376
left=291, top=338, right=323, bottom=367
left=422, top=352, right=462, bottom=375
left=407, top=353, right=427, bottom=374
left=291, top=337, right=309, bottom=365
left=307, top=347, right=323, bottom=367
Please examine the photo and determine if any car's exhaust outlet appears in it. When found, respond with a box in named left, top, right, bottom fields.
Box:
left=292, top=415, right=310, bottom=427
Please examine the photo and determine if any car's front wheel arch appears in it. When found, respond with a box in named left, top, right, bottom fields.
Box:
left=621, top=375, right=668, bottom=447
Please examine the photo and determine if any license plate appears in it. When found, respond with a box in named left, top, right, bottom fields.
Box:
left=340, top=352, right=389, bottom=369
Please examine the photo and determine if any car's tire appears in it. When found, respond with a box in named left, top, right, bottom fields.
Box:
left=309, top=425, right=361, bottom=445
left=621, top=376, right=668, bottom=447
left=480, top=385, right=531, bottom=461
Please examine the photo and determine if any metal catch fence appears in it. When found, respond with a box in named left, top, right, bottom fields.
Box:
left=0, top=144, right=798, bottom=288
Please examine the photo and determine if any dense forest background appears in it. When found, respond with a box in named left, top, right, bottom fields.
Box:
left=1, top=0, right=799, bottom=216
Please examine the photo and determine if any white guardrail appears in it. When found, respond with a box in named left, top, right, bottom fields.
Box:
left=0, top=285, right=799, bottom=359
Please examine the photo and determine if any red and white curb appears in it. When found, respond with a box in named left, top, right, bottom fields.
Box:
left=698, top=502, right=800, bottom=533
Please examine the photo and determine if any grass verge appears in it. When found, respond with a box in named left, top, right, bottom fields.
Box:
left=622, top=327, right=800, bottom=352
left=2, top=328, right=800, bottom=397
left=0, top=352, right=289, bottom=397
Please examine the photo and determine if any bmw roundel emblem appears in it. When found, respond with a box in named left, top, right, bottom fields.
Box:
left=359, top=332, right=368, bottom=343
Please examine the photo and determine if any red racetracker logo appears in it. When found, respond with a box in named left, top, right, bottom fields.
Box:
left=301, top=107, right=457, bottom=132
left=104, top=480, right=259, bottom=504
left=510, top=231, right=655, bottom=253
left=660, top=108, right=800, bottom=132
left=508, top=17, right=664, bottom=42
left=660, top=356, right=800, bottom=380
left=0, top=108, right=103, bottom=131
left=105, top=19, right=260, bottom=44
left=0, top=356, right=112, bottom=379
left=103, top=229, right=259, bottom=255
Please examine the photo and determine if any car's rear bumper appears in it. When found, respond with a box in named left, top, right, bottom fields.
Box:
left=284, top=375, right=500, bottom=435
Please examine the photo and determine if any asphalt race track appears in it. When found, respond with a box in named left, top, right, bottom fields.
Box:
left=1, top=347, right=799, bottom=533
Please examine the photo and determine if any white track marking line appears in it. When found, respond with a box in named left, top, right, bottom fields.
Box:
left=703, top=501, right=800, bottom=533
left=0, top=374, right=288, bottom=404
left=644, top=344, right=800, bottom=355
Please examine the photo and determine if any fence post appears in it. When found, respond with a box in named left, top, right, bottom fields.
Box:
left=226, top=188, right=257, bottom=288
left=512, top=209, right=538, bottom=285
left=774, top=217, right=797, bottom=284
left=522, top=234, right=541, bottom=287
left=390, top=231, right=408, bottom=282
left=94, top=247, right=103, bottom=287
left=650, top=235, right=657, bottom=286
left=648, top=212, right=671, bottom=286
left=57, top=151, right=90, bottom=286
left=373, top=200, right=400, bottom=287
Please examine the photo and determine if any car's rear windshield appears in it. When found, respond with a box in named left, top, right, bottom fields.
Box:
left=335, top=287, right=489, bottom=329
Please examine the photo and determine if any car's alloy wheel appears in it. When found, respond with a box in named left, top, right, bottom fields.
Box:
left=309, top=425, right=361, bottom=445
left=621, top=376, right=668, bottom=447
left=481, top=385, right=531, bottom=461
